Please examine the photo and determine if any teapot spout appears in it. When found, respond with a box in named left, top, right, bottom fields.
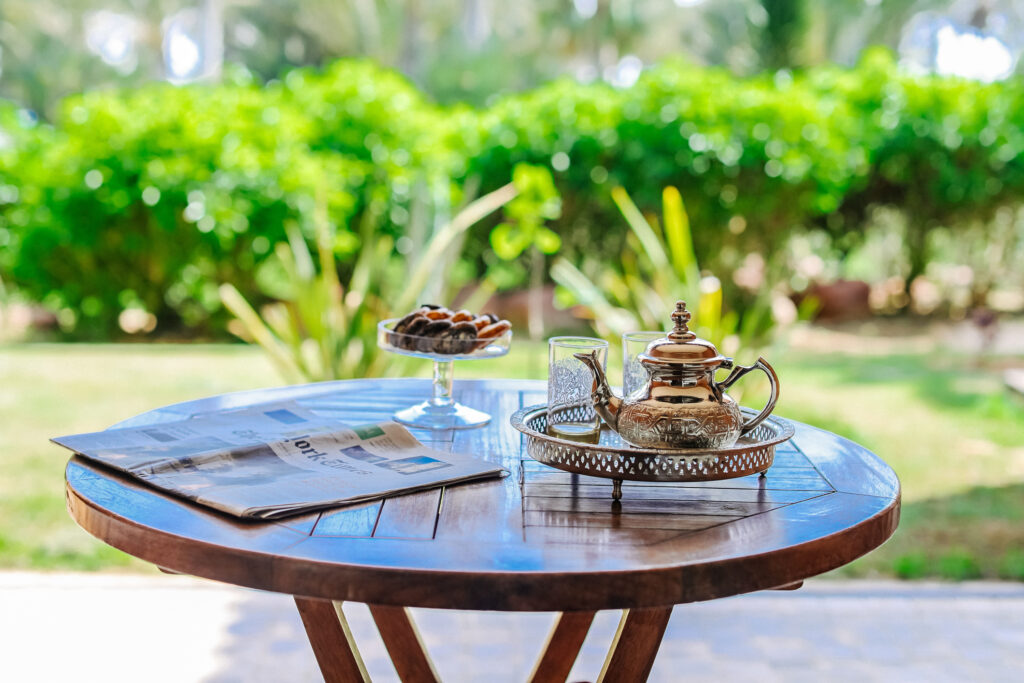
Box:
left=572, top=351, right=622, bottom=432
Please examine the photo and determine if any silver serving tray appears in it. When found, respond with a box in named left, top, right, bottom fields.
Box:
left=510, top=403, right=795, bottom=499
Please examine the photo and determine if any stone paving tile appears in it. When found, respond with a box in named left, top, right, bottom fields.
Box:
left=3, top=573, right=1023, bottom=682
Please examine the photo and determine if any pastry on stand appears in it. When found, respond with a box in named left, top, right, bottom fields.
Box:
left=378, top=306, right=513, bottom=430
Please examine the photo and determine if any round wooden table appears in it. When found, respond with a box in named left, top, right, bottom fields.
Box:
left=65, top=378, right=900, bottom=683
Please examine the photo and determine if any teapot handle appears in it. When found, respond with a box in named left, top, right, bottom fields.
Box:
left=717, top=357, right=780, bottom=435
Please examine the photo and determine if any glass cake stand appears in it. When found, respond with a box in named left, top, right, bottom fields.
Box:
left=377, top=318, right=512, bottom=430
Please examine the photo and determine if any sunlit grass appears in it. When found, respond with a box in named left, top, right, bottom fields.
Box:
left=2, top=341, right=1022, bottom=578
left=0, top=343, right=280, bottom=572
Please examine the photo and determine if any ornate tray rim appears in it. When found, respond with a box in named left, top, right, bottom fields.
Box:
left=510, top=403, right=795, bottom=457
left=509, top=403, right=796, bottom=497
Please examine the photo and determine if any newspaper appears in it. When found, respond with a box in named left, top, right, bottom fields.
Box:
left=53, top=402, right=506, bottom=520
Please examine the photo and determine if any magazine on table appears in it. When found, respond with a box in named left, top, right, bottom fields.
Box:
left=53, top=402, right=506, bottom=520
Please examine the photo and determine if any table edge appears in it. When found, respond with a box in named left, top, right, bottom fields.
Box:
left=66, top=377, right=901, bottom=611
left=66, top=471, right=900, bottom=611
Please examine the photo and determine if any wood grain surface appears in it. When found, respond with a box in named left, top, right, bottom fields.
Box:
left=65, top=379, right=900, bottom=612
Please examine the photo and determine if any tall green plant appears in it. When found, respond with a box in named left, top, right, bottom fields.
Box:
left=486, top=164, right=561, bottom=338
left=220, top=181, right=517, bottom=383
left=552, top=185, right=776, bottom=357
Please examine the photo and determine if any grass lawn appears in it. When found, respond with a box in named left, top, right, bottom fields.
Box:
left=2, top=338, right=1022, bottom=579
left=775, top=352, right=1024, bottom=580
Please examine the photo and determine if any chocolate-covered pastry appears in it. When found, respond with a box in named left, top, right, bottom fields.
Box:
left=400, top=315, right=431, bottom=349
left=403, top=315, right=430, bottom=336
left=393, top=312, right=423, bottom=334
left=391, top=312, right=423, bottom=347
left=438, top=321, right=478, bottom=354
left=417, top=319, right=453, bottom=352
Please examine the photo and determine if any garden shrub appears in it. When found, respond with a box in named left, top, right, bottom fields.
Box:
left=0, top=101, right=46, bottom=287
left=807, top=48, right=1024, bottom=279
left=467, top=59, right=868, bottom=261
left=3, top=84, right=367, bottom=336
left=2, top=50, right=1023, bottom=337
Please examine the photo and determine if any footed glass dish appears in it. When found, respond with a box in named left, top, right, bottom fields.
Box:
left=377, top=318, right=512, bottom=429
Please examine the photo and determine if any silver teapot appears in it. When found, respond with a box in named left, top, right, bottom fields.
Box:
left=574, top=301, right=779, bottom=449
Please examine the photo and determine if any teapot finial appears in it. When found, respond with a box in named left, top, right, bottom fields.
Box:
left=668, top=301, right=696, bottom=341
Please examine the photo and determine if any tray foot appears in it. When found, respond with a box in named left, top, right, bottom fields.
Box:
left=612, top=479, right=623, bottom=501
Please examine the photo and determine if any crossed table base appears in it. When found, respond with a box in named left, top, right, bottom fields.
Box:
left=294, top=598, right=679, bottom=683
left=63, top=379, right=900, bottom=683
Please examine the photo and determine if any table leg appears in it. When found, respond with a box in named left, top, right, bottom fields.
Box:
left=295, top=599, right=671, bottom=683
left=528, top=611, right=596, bottom=683
left=597, top=607, right=673, bottom=683
left=294, top=597, right=370, bottom=683
left=368, top=604, right=441, bottom=682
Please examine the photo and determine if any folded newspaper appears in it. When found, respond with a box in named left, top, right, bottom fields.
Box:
left=54, top=402, right=506, bottom=520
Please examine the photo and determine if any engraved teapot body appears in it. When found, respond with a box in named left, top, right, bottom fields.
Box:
left=574, top=301, right=780, bottom=450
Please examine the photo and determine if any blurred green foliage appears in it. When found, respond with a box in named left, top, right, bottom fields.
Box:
left=220, top=179, right=517, bottom=382
left=1, top=82, right=368, bottom=337
left=808, top=49, right=1024, bottom=281
left=489, top=164, right=562, bottom=261
left=552, top=185, right=775, bottom=357
left=2, top=50, right=1024, bottom=337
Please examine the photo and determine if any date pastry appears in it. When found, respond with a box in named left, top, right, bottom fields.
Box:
left=423, top=308, right=453, bottom=320
left=474, top=320, right=512, bottom=349
left=388, top=305, right=511, bottom=355
left=469, top=315, right=491, bottom=331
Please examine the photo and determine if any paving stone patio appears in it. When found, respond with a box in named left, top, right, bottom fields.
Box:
left=4, top=572, right=1022, bottom=682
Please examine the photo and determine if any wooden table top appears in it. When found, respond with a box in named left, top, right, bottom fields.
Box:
left=65, top=378, right=900, bottom=612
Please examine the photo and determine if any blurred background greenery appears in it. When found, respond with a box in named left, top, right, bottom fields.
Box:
left=3, top=0, right=1024, bottom=341
left=0, top=0, right=1022, bottom=579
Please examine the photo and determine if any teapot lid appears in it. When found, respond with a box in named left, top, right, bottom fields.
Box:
left=638, top=301, right=725, bottom=366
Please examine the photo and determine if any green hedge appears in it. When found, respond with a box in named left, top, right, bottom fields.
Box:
left=808, top=50, right=1024, bottom=274
left=465, top=60, right=867, bottom=262
left=2, top=50, right=1023, bottom=337
left=3, top=84, right=371, bottom=335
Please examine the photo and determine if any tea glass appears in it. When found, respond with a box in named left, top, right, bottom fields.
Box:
left=622, top=331, right=665, bottom=398
left=547, top=337, right=608, bottom=443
